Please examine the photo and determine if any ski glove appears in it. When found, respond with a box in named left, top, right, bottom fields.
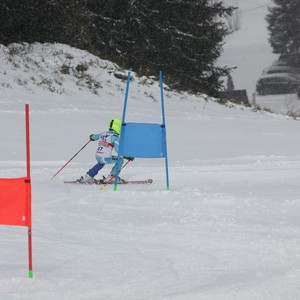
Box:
left=124, top=156, right=134, bottom=161
left=90, top=134, right=96, bottom=141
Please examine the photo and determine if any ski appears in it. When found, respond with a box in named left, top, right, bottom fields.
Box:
left=64, top=178, right=153, bottom=185
left=121, top=179, right=153, bottom=185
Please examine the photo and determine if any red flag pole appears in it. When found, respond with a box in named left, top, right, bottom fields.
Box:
left=25, top=104, right=33, bottom=279
left=25, top=104, right=31, bottom=179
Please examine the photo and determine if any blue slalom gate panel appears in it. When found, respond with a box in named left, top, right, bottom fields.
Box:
left=113, top=71, right=169, bottom=190
left=119, top=123, right=167, bottom=158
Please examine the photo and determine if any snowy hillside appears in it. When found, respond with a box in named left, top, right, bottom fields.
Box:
left=1, top=42, right=300, bottom=300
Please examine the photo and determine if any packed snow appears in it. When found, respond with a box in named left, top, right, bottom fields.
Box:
left=1, top=2, right=300, bottom=300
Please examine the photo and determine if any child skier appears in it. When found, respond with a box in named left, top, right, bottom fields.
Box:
left=77, top=118, right=133, bottom=184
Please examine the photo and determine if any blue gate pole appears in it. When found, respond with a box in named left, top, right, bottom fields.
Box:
left=114, top=71, right=131, bottom=191
left=160, top=71, right=170, bottom=190
left=121, top=71, right=131, bottom=125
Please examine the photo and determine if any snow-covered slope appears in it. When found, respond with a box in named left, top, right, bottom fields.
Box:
left=1, top=43, right=300, bottom=300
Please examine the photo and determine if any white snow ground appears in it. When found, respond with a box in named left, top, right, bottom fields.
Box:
left=1, top=3, right=300, bottom=300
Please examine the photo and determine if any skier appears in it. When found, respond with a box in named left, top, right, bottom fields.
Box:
left=77, top=118, right=133, bottom=184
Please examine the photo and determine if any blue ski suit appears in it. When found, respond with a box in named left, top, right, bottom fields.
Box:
left=87, top=130, right=124, bottom=178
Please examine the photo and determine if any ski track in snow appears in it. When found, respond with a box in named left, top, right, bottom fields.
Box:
left=1, top=151, right=300, bottom=299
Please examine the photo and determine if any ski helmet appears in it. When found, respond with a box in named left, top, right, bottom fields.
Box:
left=109, top=118, right=122, bottom=134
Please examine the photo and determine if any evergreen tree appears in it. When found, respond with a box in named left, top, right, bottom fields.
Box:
left=0, top=1, right=36, bottom=44
left=266, top=0, right=300, bottom=65
left=88, top=0, right=234, bottom=95
left=0, top=0, right=89, bottom=46
left=0, top=0, right=234, bottom=96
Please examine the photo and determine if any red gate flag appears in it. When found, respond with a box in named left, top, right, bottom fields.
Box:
left=0, top=104, right=33, bottom=278
left=0, top=177, right=31, bottom=227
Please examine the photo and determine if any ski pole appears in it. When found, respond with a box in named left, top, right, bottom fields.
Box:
left=51, top=140, right=91, bottom=179
left=100, top=159, right=132, bottom=190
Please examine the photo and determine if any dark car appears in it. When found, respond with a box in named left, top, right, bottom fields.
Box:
left=256, top=73, right=299, bottom=95
left=262, top=65, right=300, bottom=79
left=262, top=66, right=293, bottom=75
